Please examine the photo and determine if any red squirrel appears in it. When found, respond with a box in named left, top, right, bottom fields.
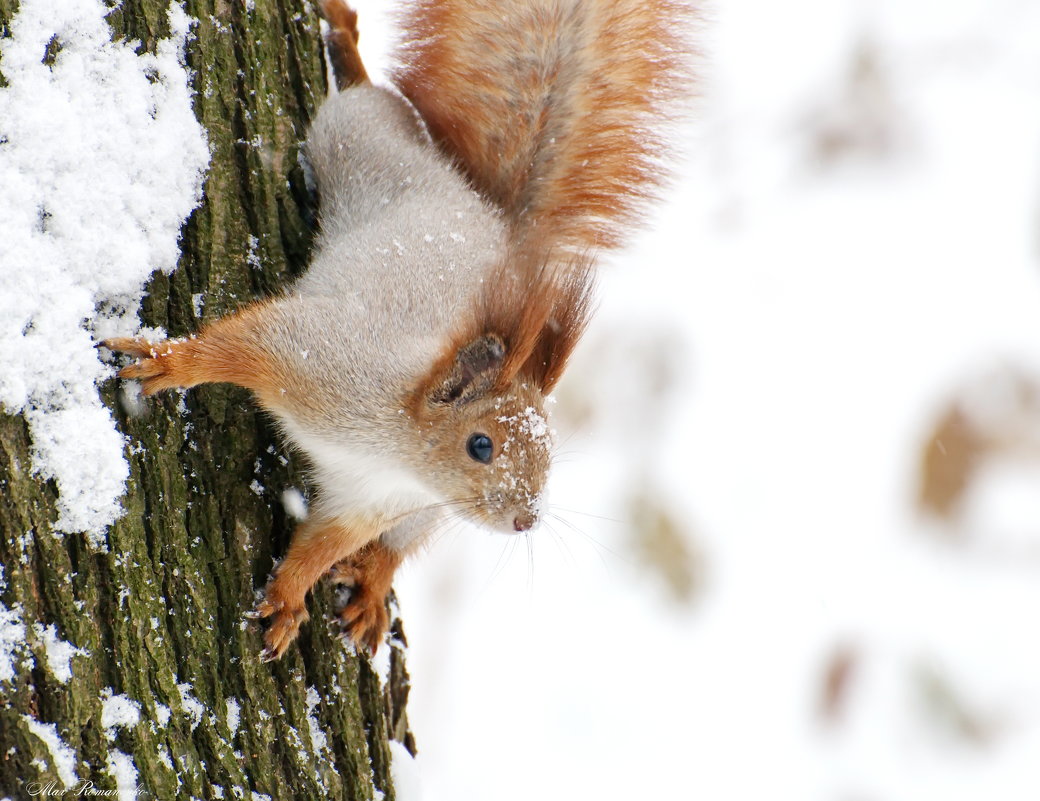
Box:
left=105, top=0, right=691, bottom=660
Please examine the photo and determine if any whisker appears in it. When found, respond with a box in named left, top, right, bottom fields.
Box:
left=549, top=504, right=622, bottom=524
left=547, top=510, right=630, bottom=567
left=381, top=497, right=483, bottom=529
left=424, top=506, right=477, bottom=551
left=483, top=534, right=518, bottom=592
left=552, top=428, right=583, bottom=454
left=542, top=518, right=578, bottom=569
left=525, top=531, right=535, bottom=597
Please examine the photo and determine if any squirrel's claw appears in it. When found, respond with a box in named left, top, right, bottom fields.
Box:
left=101, top=336, right=191, bottom=395
left=250, top=595, right=307, bottom=661
left=260, top=604, right=309, bottom=661
left=259, top=646, right=279, bottom=663
left=101, top=337, right=158, bottom=359
left=335, top=589, right=389, bottom=655
left=248, top=598, right=281, bottom=619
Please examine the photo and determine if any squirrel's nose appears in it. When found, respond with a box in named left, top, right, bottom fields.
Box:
left=513, top=512, right=536, bottom=532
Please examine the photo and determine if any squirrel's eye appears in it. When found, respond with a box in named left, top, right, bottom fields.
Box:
left=466, top=433, right=493, bottom=464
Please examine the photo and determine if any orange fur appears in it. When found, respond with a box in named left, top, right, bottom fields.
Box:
left=479, top=250, right=595, bottom=394
left=253, top=516, right=383, bottom=660
left=515, top=256, right=595, bottom=393
left=103, top=302, right=297, bottom=410
left=329, top=541, right=404, bottom=653
left=393, top=0, right=693, bottom=253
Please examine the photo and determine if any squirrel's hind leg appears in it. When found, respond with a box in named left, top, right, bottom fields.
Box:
left=320, top=0, right=369, bottom=90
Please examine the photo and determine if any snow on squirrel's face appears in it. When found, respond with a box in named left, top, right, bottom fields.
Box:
left=410, top=381, right=553, bottom=535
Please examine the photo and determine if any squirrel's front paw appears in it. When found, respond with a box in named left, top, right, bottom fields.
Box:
left=252, top=597, right=310, bottom=662
left=334, top=588, right=389, bottom=655
left=102, top=337, right=192, bottom=396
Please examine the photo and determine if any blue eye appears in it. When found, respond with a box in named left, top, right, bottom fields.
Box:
left=466, top=434, right=493, bottom=464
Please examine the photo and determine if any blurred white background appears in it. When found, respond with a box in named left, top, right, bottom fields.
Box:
left=356, top=1, right=1040, bottom=798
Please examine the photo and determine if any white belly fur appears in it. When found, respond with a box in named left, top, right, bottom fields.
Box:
left=282, top=423, right=439, bottom=525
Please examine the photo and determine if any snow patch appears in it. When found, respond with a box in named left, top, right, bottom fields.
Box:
left=105, top=749, right=140, bottom=801
left=304, top=687, right=328, bottom=756
left=496, top=406, right=554, bottom=450
left=0, top=603, right=28, bottom=683
left=388, top=740, right=422, bottom=801
left=154, top=702, right=172, bottom=728
left=177, top=682, right=205, bottom=731
left=225, top=697, right=241, bottom=737
left=118, top=380, right=148, bottom=419
left=0, top=0, right=209, bottom=542
left=23, top=717, right=79, bottom=788
left=101, top=690, right=142, bottom=739
left=281, top=488, right=309, bottom=520
left=369, top=641, right=391, bottom=688
left=33, top=623, right=87, bottom=684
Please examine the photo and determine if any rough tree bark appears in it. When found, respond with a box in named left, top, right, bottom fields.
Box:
left=0, top=1, right=414, bottom=798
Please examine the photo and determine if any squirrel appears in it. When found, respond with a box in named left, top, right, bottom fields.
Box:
left=104, top=0, right=690, bottom=660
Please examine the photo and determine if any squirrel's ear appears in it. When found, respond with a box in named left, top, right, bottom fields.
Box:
left=425, top=334, right=506, bottom=406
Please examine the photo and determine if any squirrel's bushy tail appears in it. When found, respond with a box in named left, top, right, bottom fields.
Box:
left=393, top=0, right=695, bottom=254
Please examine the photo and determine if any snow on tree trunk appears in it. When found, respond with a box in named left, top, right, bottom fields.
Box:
left=0, top=1, right=415, bottom=797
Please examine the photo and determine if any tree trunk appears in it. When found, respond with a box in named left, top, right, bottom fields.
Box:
left=0, top=1, right=414, bottom=798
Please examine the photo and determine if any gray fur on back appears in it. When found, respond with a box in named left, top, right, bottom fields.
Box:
left=302, top=86, right=504, bottom=324
left=254, top=86, right=506, bottom=452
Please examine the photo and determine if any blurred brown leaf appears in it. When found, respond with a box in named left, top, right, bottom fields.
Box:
left=918, top=407, right=986, bottom=520
left=917, top=368, right=1040, bottom=526
left=818, top=643, right=859, bottom=725
left=627, top=487, right=705, bottom=606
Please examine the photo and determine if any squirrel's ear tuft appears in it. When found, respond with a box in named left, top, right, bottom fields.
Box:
left=425, top=334, right=506, bottom=407
left=486, top=251, right=595, bottom=395
left=412, top=248, right=595, bottom=418
left=521, top=259, right=594, bottom=393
